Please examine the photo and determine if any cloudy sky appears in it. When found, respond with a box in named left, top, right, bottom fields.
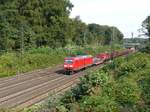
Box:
left=70, top=0, right=150, bottom=38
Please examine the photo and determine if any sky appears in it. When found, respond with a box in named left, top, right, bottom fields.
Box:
left=70, top=0, right=150, bottom=38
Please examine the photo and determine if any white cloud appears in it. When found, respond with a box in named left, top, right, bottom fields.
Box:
left=70, top=0, right=150, bottom=38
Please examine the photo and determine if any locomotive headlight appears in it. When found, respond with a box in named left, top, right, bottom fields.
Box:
left=69, top=65, right=73, bottom=67
left=64, top=65, right=67, bottom=67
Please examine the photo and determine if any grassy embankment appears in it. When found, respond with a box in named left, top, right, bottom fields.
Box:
left=0, top=45, right=122, bottom=78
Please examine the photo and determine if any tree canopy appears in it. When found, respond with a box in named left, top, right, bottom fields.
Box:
left=141, top=16, right=150, bottom=53
left=0, top=0, right=123, bottom=51
left=142, top=16, right=150, bottom=36
left=88, top=23, right=123, bottom=45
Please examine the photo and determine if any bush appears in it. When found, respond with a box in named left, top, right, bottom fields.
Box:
left=138, top=75, right=150, bottom=104
left=80, top=95, right=119, bottom=112
left=116, top=53, right=149, bottom=78
left=102, top=82, right=116, bottom=99
left=115, top=80, right=141, bottom=106
left=60, top=70, right=109, bottom=109
left=102, top=57, right=125, bottom=72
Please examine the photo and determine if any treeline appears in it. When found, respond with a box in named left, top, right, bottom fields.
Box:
left=0, top=0, right=123, bottom=51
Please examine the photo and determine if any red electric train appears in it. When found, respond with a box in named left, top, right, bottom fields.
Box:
left=64, top=55, right=93, bottom=74
left=64, top=48, right=135, bottom=74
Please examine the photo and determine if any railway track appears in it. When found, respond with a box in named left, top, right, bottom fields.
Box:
left=0, top=64, right=102, bottom=110
left=0, top=65, right=62, bottom=85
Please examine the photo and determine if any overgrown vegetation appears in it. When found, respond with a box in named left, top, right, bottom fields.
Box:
left=0, top=45, right=122, bottom=78
left=23, top=52, right=150, bottom=112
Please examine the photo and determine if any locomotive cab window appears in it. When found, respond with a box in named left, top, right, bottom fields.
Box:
left=65, top=60, right=73, bottom=64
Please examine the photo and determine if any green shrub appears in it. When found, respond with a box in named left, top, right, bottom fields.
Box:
left=60, top=70, right=109, bottom=110
left=103, top=57, right=124, bottom=71
left=116, top=53, right=149, bottom=78
left=80, top=95, right=119, bottom=112
left=138, top=75, right=150, bottom=104
left=102, top=82, right=116, bottom=99
left=115, top=80, right=141, bottom=106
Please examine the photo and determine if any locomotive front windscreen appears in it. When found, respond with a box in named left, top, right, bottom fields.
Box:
left=65, top=60, right=73, bottom=64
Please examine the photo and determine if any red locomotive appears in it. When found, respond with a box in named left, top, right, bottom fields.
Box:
left=64, top=55, right=93, bottom=74
left=64, top=48, right=135, bottom=74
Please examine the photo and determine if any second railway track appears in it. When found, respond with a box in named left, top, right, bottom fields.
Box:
left=0, top=64, right=102, bottom=110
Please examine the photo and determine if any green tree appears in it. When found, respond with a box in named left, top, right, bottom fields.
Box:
left=142, top=16, right=150, bottom=36
left=0, top=0, right=73, bottom=50
left=88, top=24, right=123, bottom=45
left=0, top=0, right=123, bottom=51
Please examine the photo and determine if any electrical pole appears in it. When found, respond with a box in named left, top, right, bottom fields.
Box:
left=131, top=32, right=134, bottom=38
left=21, top=25, right=24, bottom=54
left=83, top=29, right=87, bottom=46
left=18, top=23, right=24, bottom=75
left=111, top=27, right=115, bottom=61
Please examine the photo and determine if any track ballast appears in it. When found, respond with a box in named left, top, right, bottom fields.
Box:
left=0, top=64, right=102, bottom=110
